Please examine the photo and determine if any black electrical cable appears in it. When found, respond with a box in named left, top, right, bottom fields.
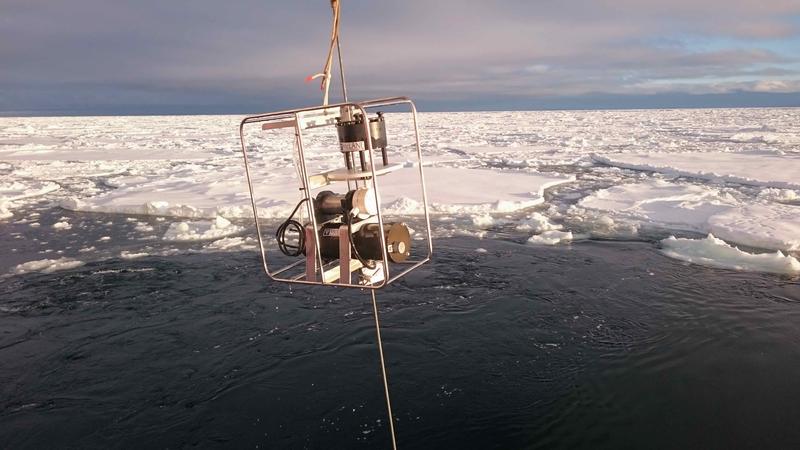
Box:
left=345, top=211, right=376, bottom=269
left=275, top=198, right=309, bottom=257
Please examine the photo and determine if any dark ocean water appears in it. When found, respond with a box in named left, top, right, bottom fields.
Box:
left=2, top=237, right=800, bottom=449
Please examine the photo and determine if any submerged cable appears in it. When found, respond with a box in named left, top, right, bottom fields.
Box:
left=371, top=288, right=398, bottom=450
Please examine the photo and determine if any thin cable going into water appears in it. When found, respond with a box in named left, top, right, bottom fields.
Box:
left=371, top=288, right=398, bottom=450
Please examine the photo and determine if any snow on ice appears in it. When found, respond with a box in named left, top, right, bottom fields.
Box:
left=594, top=150, right=800, bottom=190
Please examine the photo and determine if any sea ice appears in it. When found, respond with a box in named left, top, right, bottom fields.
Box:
left=163, top=216, right=244, bottom=241
left=203, top=236, right=258, bottom=251
left=52, top=221, right=72, bottom=230
left=527, top=230, right=573, bottom=245
left=578, top=180, right=737, bottom=234
left=0, top=180, right=60, bottom=220
left=471, top=214, right=496, bottom=227
left=3, top=109, right=799, bottom=275
left=661, top=235, right=800, bottom=275
left=594, top=151, right=800, bottom=190
left=515, top=212, right=562, bottom=233
left=120, top=251, right=149, bottom=259
left=708, top=203, right=800, bottom=252
left=378, top=167, right=575, bottom=214
left=12, top=258, right=86, bottom=275
left=578, top=180, right=799, bottom=254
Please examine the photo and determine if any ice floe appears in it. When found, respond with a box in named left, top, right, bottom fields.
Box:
left=577, top=180, right=800, bottom=254
left=661, top=235, right=800, bottom=275
left=594, top=151, right=800, bottom=190
left=577, top=180, right=737, bottom=234
left=0, top=180, right=60, bottom=220
left=379, top=167, right=575, bottom=214
left=59, top=165, right=575, bottom=219
left=708, top=204, right=800, bottom=252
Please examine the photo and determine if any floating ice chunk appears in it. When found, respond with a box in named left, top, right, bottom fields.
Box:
left=471, top=214, right=495, bottom=227
left=204, top=236, right=257, bottom=251
left=527, top=230, right=573, bottom=245
left=134, top=222, right=155, bottom=233
left=12, top=258, right=85, bottom=275
left=515, top=212, right=562, bottom=233
left=120, top=251, right=149, bottom=259
left=661, top=234, right=800, bottom=275
left=163, top=216, right=244, bottom=241
left=52, top=221, right=72, bottom=230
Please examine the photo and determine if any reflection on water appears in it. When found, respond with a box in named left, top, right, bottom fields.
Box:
left=1, top=238, right=799, bottom=449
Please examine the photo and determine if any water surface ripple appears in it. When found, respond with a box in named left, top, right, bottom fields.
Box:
left=1, top=238, right=799, bottom=449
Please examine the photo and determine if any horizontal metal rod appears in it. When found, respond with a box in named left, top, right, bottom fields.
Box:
left=269, top=259, right=305, bottom=277
left=240, top=97, right=412, bottom=126
left=386, top=258, right=431, bottom=285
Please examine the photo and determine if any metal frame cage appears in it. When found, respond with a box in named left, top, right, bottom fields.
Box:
left=239, top=96, right=433, bottom=289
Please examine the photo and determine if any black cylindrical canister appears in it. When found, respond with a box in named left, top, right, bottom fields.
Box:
left=317, top=222, right=411, bottom=263
left=336, top=113, right=387, bottom=150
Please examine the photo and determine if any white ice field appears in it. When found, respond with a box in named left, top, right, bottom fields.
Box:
left=1, top=108, right=799, bottom=275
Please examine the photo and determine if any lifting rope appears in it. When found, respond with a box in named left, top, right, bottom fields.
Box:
left=306, top=0, right=342, bottom=105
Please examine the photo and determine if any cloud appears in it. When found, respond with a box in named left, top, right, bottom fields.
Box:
left=1, top=0, right=798, bottom=112
left=752, top=79, right=800, bottom=93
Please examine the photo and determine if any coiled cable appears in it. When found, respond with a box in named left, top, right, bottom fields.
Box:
left=275, top=198, right=309, bottom=256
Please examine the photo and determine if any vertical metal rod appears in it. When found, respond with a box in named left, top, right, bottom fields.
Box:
left=409, top=103, right=434, bottom=258
left=336, top=37, right=348, bottom=102
left=295, top=121, right=325, bottom=283
left=371, top=289, right=398, bottom=450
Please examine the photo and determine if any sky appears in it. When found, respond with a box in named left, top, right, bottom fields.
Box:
left=1, top=0, right=799, bottom=115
